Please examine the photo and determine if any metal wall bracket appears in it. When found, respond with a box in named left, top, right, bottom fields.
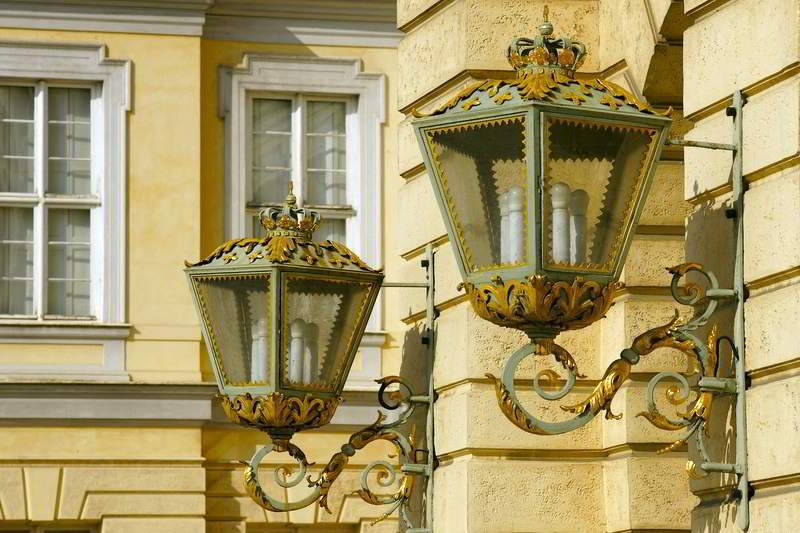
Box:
left=670, top=90, right=749, bottom=530
left=380, top=244, right=437, bottom=532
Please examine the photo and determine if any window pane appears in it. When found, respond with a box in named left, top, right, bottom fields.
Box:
left=307, top=101, right=346, bottom=134
left=542, top=116, right=657, bottom=272
left=306, top=170, right=346, bottom=205
left=250, top=99, right=292, bottom=205
left=193, top=274, right=273, bottom=386
left=251, top=214, right=268, bottom=238
left=281, top=273, right=370, bottom=392
left=306, top=101, right=346, bottom=206
left=0, top=206, right=34, bottom=315
left=317, top=217, right=346, bottom=243
left=0, top=85, right=34, bottom=193
left=253, top=98, right=291, bottom=133
left=48, top=88, right=91, bottom=195
left=425, top=115, right=529, bottom=271
left=251, top=170, right=291, bottom=206
left=307, top=135, right=346, bottom=171
left=47, top=208, right=91, bottom=316
left=252, top=133, right=290, bottom=169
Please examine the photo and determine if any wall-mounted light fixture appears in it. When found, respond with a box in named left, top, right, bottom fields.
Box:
left=185, top=185, right=437, bottom=531
left=413, top=8, right=751, bottom=530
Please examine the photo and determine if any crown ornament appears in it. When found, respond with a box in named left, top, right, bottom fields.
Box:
left=261, top=182, right=321, bottom=240
left=507, top=6, right=586, bottom=77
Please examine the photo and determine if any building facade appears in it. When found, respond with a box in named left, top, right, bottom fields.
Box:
left=0, top=1, right=404, bottom=532
left=0, top=0, right=797, bottom=532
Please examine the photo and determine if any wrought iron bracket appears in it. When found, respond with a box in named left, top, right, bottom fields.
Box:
left=487, top=91, right=751, bottom=530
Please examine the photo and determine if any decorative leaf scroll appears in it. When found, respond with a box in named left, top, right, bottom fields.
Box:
left=487, top=262, right=735, bottom=466
left=411, top=70, right=669, bottom=119
left=220, top=392, right=340, bottom=433
left=186, top=235, right=377, bottom=272
left=236, top=376, right=425, bottom=529
left=460, top=275, right=623, bottom=333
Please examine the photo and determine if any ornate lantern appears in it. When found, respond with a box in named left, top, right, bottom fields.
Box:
left=413, top=14, right=671, bottom=344
left=185, top=185, right=383, bottom=447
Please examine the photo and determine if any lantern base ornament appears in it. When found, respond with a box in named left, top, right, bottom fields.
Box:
left=460, top=275, right=623, bottom=340
left=219, top=392, right=341, bottom=444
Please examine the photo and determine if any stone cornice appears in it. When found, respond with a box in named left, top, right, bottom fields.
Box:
left=208, top=0, right=396, bottom=23
left=0, top=0, right=212, bottom=36
left=0, top=0, right=400, bottom=43
left=0, top=383, right=388, bottom=428
left=437, top=442, right=689, bottom=464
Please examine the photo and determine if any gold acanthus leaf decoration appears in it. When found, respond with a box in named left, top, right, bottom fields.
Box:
left=411, top=70, right=668, bottom=118
left=486, top=372, right=555, bottom=435
left=309, top=412, right=414, bottom=513
left=220, top=392, right=340, bottom=433
left=460, top=275, right=623, bottom=333
left=560, top=358, right=632, bottom=420
left=186, top=236, right=378, bottom=272
left=637, top=324, right=719, bottom=447
left=266, top=235, right=297, bottom=262
left=562, top=310, right=698, bottom=421
left=535, top=338, right=585, bottom=378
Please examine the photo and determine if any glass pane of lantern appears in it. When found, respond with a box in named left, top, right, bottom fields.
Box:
left=542, top=116, right=657, bottom=273
left=193, top=274, right=272, bottom=386
left=281, top=274, right=371, bottom=393
left=425, top=115, right=528, bottom=272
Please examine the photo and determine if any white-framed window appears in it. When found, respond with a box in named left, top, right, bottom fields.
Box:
left=1, top=81, right=99, bottom=319
left=246, top=93, right=356, bottom=243
left=220, top=55, right=386, bottom=390
left=0, top=42, right=130, bottom=380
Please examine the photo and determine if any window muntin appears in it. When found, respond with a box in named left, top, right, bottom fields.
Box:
left=246, top=94, right=353, bottom=244
left=0, top=82, right=98, bottom=320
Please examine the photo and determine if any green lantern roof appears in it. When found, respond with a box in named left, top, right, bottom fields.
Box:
left=186, top=184, right=379, bottom=274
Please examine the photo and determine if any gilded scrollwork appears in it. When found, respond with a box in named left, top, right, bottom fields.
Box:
left=219, top=392, right=340, bottom=434
left=186, top=234, right=378, bottom=272
left=237, top=376, right=425, bottom=529
left=459, top=275, right=623, bottom=333
left=184, top=183, right=379, bottom=273
left=411, top=70, right=668, bottom=119
left=560, top=358, right=632, bottom=420
left=487, top=262, right=737, bottom=470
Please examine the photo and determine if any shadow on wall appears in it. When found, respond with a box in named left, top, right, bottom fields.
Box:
left=397, top=323, right=435, bottom=532
left=686, top=185, right=741, bottom=532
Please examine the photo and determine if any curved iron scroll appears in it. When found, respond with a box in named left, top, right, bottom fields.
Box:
left=242, top=376, right=423, bottom=528
left=487, top=263, right=733, bottom=472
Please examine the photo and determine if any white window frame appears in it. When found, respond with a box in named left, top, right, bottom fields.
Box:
left=220, top=55, right=385, bottom=390
left=0, top=42, right=130, bottom=381
left=1, top=80, right=101, bottom=320
left=244, top=91, right=357, bottom=239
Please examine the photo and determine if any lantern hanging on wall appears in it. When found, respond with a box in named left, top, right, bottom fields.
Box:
left=185, top=185, right=383, bottom=447
left=413, top=14, right=671, bottom=344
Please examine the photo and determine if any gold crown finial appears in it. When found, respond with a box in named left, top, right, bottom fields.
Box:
left=261, top=181, right=320, bottom=239
left=507, top=7, right=585, bottom=76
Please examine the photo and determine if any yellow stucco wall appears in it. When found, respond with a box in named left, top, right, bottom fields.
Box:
left=0, top=28, right=203, bottom=381
left=0, top=27, right=404, bottom=532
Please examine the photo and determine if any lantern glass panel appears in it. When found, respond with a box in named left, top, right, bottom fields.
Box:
left=193, top=274, right=272, bottom=386
left=280, top=274, right=372, bottom=392
left=542, top=116, right=657, bottom=274
left=426, top=115, right=528, bottom=273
